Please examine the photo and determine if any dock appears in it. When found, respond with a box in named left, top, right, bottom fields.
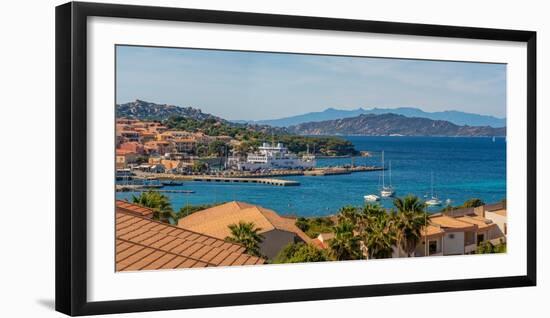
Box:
left=128, top=165, right=381, bottom=187
left=190, top=176, right=299, bottom=186
left=115, top=184, right=196, bottom=193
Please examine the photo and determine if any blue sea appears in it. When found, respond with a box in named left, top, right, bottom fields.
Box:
left=116, top=136, right=506, bottom=217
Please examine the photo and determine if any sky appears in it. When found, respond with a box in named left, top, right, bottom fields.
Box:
left=116, top=45, right=506, bottom=120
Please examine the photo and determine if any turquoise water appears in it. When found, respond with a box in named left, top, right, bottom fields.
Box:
left=116, top=136, right=506, bottom=216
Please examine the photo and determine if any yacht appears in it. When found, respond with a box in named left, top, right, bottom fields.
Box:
left=380, top=152, right=395, bottom=197
left=425, top=172, right=442, bottom=206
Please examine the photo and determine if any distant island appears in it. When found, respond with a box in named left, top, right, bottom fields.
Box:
left=116, top=100, right=506, bottom=138
left=238, top=106, right=506, bottom=128
left=288, top=113, right=506, bottom=137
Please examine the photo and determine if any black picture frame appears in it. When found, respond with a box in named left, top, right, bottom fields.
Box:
left=55, top=1, right=537, bottom=316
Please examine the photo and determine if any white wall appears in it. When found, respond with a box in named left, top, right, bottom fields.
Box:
left=443, top=232, right=465, bottom=255
left=0, top=0, right=547, bottom=318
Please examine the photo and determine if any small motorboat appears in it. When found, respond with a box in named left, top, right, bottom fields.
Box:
left=161, top=180, right=183, bottom=186
left=364, top=194, right=380, bottom=202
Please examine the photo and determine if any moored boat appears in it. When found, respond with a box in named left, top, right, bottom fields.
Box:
left=364, top=194, right=380, bottom=202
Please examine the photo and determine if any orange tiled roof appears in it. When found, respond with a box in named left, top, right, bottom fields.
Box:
left=421, top=224, right=445, bottom=238
left=456, top=215, right=496, bottom=230
left=177, top=201, right=311, bottom=243
left=116, top=200, right=155, bottom=218
left=429, top=215, right=476, bottom=231
left=116, top=207, right=265, bottom=271
left=116, top=149, right=136, bottom=155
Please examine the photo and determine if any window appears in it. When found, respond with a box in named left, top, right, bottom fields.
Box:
left=477, top=233, right=485, bottom=245
left=429, top=241, right=438, bottom=255
left=448, top=233, right=455, bottom=239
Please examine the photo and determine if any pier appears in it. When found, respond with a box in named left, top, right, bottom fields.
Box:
left=128, top=165, right=381, bottom=188
left=115, top=185, right=196, bottom=193
left=190, top=176, right=299, bottom=186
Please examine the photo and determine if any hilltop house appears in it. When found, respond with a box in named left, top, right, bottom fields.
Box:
left=177, top=201, right=311, bottom=259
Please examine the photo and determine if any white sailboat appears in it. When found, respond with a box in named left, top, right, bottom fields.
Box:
left=425, top=172, right=442, bottom=206
left=380, top=151, right=395, bottom=197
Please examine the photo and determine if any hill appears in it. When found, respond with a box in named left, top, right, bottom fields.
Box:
left=116, top=99, right=224, bottom=122
left=242, top=107, right=506, bottom=128
left=288, top=113, right=506, bottom=137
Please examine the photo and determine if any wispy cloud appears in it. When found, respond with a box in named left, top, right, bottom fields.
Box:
left=116, top=46, right=506, bottom=120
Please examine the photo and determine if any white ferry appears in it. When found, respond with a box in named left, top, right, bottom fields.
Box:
left=231, top=142, right=316, bottom=171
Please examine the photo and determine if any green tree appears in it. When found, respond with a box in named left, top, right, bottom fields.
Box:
left=329, top=220, right=363, bottom=261
left=191, top=161, right=208, bottom=173
left=131, top=191, right=178, bottom=224
left=363, top=216, right=396, bottom=259
left=337, top=205, right=361, bottom=226
left=393, top=195, right=425, bottom=214
left=208, top=140, right=227, bottom=157
left=273, top=242, right=331, bottom=263
left=476, top=239, right=506, bottom=254
left=178, top=202, right=222, bottom=217
left=295, top=217, right=310, bottom=232
left=225, top=221, right=264, bottom=258
left=362, top=203, right=387, bottom=218
left=392, top=195, right=428, bottom=257
left=463, top=198, right=485, bottom=208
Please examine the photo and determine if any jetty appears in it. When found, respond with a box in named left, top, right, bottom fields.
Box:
left=190, top=176, right=299, bottom=186
left=128, top=165, right=381, bottom=187
left=304, top=166, right=382, bottom=176
left=115, top=184, right=196, bottom=193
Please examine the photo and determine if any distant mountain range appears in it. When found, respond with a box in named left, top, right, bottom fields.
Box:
left=288, top=113, right=506, bottom=137
left=239, top=107, right=506, bottom=128
left=116, top=99, right=225, bottom=122
left=117, top=100, right=506, bottom=137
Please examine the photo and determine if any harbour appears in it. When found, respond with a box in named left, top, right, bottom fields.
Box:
left=116, top=136, right=506, bottom=216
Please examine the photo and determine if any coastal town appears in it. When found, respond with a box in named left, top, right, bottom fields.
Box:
left=116, top=117, right=378, bottom=189
left=115, top=117, right=507, bottom=271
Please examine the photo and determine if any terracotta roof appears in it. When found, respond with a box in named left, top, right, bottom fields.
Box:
left=177, top=201, right=311, bottom=243
left=116, top=149, right=136, bottom=155
left=116, top=207, right=265, bottom=272
left=429, top=215, right=476, bottom=231
left=421, top=224, right=445, bottom=238
left=116, top=200, right=155, bottom=218
left=456, top=215, right=496, bottom=230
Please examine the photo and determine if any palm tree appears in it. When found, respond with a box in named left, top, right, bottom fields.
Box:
left=363, top=216, right=396, bottom=259
left=225, top=221, right=264, bottom=257
left=355, top=203, right=385, bottom=236
left=337, top=205, right=361, bottom=226
left=392, top=195, right=428, bottom=257
left=131, top=191, right=179, bottom=224
left=393, top=195, right=425, bottom=214
left=329, top=220, right=362, bottom=261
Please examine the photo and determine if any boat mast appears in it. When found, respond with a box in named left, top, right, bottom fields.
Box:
left=431, top=171, right=434, bottom=198
left=381, top=151, right=385, bottom=188
left=389, top=160, right=392, bottom=187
